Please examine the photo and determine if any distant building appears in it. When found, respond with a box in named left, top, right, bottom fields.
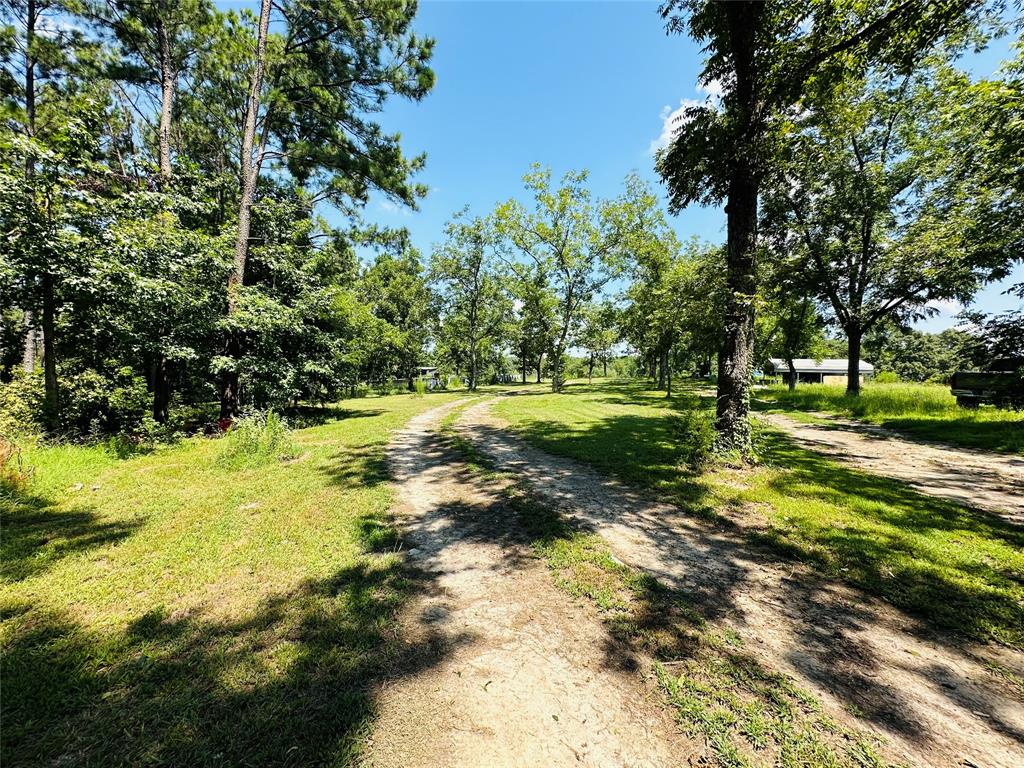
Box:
left=765, top=358, right=874, bottom=385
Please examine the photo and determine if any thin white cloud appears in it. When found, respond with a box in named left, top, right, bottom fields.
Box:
left=648, top=99, right=701, bottom=155
left=926, top=298, right=963, bottom=314
left=378, top=199, right=411, bottom=217
left=648, top=80, right=723, bottom=156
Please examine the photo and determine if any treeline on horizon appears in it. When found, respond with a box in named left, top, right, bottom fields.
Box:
left=1, top=0, right=1021, bottom=448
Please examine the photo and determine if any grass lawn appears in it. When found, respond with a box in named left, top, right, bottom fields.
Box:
left=494, top=380, right=1024, bottom=650
left=755, top=382, right=1024, bottom=454
left=0, top=391, right=464, bottom=768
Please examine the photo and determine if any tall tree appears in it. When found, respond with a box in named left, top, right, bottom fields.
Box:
left=430, top=210, right=510, bottom=391
left=763, top=63, right=1017, bottom=394
left=656, top=0, right=987, bottom=453
left=217, top=0, right=435, bottom=416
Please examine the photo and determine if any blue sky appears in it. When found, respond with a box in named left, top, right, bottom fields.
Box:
left=232, top=0, right=1021, bottom=331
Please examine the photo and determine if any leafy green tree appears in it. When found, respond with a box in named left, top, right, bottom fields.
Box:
left=762, top=62, right=1017, bottom=394
left=430, top=209, right=511, bottom=391
left=656, top=0, right=988, bottom=452
left=578, top=301, right=619, bottom=383
left=359, top=247, right=433, bottom=390
left=495, top=167, right=656, bottom=392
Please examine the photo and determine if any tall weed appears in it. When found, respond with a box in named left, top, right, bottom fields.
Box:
left=217, top=410, right=297, bottom=468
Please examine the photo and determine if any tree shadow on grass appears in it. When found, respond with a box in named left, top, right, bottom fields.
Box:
left=757, top=431, right=1024, bottom=648
left=1, top=556, right=464, bottom=768
left=1, top=487, right=142, bottom=583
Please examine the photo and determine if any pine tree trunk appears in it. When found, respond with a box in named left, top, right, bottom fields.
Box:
left=157, top=18, right=174, bottom=180
left=846, top=326, right=863, bottom=396
left=221, top=0, right=271, bottom=418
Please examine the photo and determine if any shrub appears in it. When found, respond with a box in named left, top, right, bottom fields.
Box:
left=413, top=377, right=428, bottom=397
left=874, top=371, right=900, bottom=383
left=217, top=409, right=297, bottom=468
left=669, top=406, right=716, bottom=470
left=0, top=371, right=44, bottom=439
left=59, top=367, right=154, bottom=439
left=0, top=438, right=34, bottom=495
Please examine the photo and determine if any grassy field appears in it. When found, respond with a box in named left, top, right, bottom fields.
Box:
left=0, top=391, right=463, bottom=767
left=756, top=382, right=1024, bottom=454
left=494, top=381, right=1024, bottom=649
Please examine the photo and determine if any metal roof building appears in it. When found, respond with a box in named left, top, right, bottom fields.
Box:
left=765, top=358, right=874, bottom=385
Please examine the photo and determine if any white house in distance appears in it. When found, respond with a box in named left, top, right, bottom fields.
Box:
left=766, top=358, right=874, bottom=386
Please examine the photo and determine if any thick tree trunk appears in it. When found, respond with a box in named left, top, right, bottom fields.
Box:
left=846, top=326, right=863, bottom=396
left=787, top=358, right=797, bottom=391
left=603, top=357, right=607, bottom=377
left=716, top=167, right=758, bottom=454
left=221, top=0, right=271, bottom=418
left=587, top=354, right=594, bottom=384
left=713, top=1, right=761, bottom=457
left=157, top=18, right=174, bottom=180
left=657, top=348, right=668, bottom=390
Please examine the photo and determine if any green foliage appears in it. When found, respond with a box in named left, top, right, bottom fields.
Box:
left=217, top=409, right=296, bottom=468
left=0, top=372, right=43, bottom=439
left=58, top=367, right=155, bottom=440
left=873, top=371, right=900, bottom=384
left=669, top=405, right=716, bottom=470
left=413, top=377, right=428, bottom=397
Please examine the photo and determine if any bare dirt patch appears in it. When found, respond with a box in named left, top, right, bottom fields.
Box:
left=455, top=396, right=1024, bottom=768
left=363, top=400, right=693, bottom=768
left=758, top=411, right=1024, bottom=525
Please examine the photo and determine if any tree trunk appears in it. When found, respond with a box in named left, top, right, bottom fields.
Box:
left=666, top=350, right=673, bottom=398
left=603, top=357, right=607, bottom=377
left=221, top=0, right=271, bottom=418
left=157, top=17, right=174, bottom=180
left=587, top=354, right=594, bottom=384
left=21, top=313, right=37, bottom=372
left=787, top=357, right=797, bottom=391
left=716, top=166, right=758, bottom=455
left=658, top=348, right=667, bottom=390
left=469, top=345, right=477, bottom=391
left=846, top=325, right=863, bottom=396
left=41, top=272, right=58, bottom=430
left=536, top=353, right=543, bottom=384
left=152, top=356, right=170, bottom=423
left=713, top=1, right=761, bottom=457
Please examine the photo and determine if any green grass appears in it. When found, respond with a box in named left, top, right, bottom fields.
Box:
left=0, top=391, right=462, bottom=767
left=495, top=381, right=1024, bottom=649
left=757, top=382, right=1024, bottom=454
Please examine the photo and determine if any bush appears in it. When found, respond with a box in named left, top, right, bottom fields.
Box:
left=0, top=438, right=34, bottom=495
left=217, top=409, right=297, bottom=468
left=874, top=371, right=900, bottom=383
left=669, top=406, right=716, bottom=470
left=413, top=377, right=428, bottom=397
left=59, top=367, right=155, bottom=439
left=0, top=371, right=44, bottom=439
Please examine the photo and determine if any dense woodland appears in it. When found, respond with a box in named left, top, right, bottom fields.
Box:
left=1, top=0, right=1022, bottom=451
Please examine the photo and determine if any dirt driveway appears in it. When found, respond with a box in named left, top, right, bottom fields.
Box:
left=364, top=399, right=690, bottom=768
left=757, top=411, right=1024, bottom=525
left=452, top=396, right=1024, bottom=768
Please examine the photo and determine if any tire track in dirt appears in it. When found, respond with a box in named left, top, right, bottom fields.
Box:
left=363, top=399, right=691, bottom=768
left=758, top=411, right=1024, bottom=525
left=454, top=395, right=1024, bottom=768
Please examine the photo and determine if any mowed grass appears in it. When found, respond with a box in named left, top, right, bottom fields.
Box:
left=495, top=381, right=1024, bottom=649
left=757, top=382, right=1024, bottom=454
left=0, top=391, right=462, bottom=768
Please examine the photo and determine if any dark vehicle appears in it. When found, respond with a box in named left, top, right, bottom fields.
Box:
left=950, top=357, right=1024, bottom=409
